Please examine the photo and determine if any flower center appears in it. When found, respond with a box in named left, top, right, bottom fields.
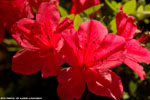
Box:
left=81, top=64, right=86, bottom=71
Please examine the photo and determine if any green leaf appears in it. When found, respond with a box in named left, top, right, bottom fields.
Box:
left=73, top=15, right=83, bottom=30
left=136, top=5, right=144, bottom=20
left=105, top=0, right=119, bottom=14
left=145, top=4, right=150, bottom=11
left=144, top=18, right=150, bottom=24
left=123, top=0, right=137, bottom=14
left=84, top=4, right=104, bottom=16
left=111, top=1, right=122, bottom=11
left=109, top=17, right=117, bottom=33
left=60, top=14, right=74, bottom=22
left=129, top=81, right=137, bottom=95
left=58, top=6, right=68, bottom=17
left=3, top=39, right=18, bottom=46
left=122, top=91, right=130, bottom=99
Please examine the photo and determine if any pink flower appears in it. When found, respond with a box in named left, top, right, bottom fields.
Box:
left=116, top=8, right=150, bottom=80
left=70, top=0, right=100, bottom=14
left=28, top=0, right=59, bottom=11
left=11, top=2, right=73, bottom=78
left=57, top=20, right=126, bottom=100
left=0, top=0, right=33, bottom=43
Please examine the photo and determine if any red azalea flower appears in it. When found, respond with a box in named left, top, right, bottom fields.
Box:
left=116, top=8, right=150, bottom=80
left=28, top=0, right=59, bottom=10
left=70, top=0, right=100, bottom=14
left=11, top=2, right=73, bottom=78
left=0, top=25, right=4, bottom=43
left=57, top=20, right=125, bottom=100
left=0, top=0, right=33, bottom=43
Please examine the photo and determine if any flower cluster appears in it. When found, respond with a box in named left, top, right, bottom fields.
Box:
left=0, top=0, right=150, bottom=100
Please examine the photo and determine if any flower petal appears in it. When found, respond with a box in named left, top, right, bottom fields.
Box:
left=41, top=53, right=60, bottom=78
left=85, top=69, right=123, bottom=100
left=57, top=68, right=86, bottom=100
left=88, top=33, right=125, bottom=70
left=125, top=39, right=150, bottom=64
left=70, top=0, right=100, bottom=14
left=0, top=26, right=4, bottom=43
left=124, top=58, right=145, bottom=80
left=11, top=18, right=37, bottom=49
left=92, top=50, right=125, bottom=71
left=28, top=0, right=59, bottom=10
left=36, top=2, right=60, bottom=29
left=76, top=20, right=108, bottom=64
left=95, top=33, right=125, bottom=60
left=12, top=49, right=42, bottom=75
left=116, top=9, right=137, bottom=39
left=0, top=0, right=33, bottom=31
left=55, top=17, right=73, bottom=33
left=61, top=28, right=80, bottom=67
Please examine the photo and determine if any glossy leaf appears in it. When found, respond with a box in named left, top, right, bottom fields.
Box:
left=58, top=6, right=68, bottom=17
left=73, top=15, right=83, bottom=30
left=123, top=0, right=137, bottom=14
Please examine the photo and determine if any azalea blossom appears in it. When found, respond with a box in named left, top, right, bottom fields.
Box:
left=116, top=8, right=150, bottom=80
left=28, top=0, right=59, bottom=11
left=70, top=0, right=100, bottom=14
left=57, top=20, right=126, bottom=100
left=0, top=0, right=33, bottom=43
left=11, top=2, right=73, bottom=78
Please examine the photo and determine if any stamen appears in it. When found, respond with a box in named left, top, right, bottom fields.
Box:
left=137, top=30, right=150, bottom=44
left=134, top=27, right=144, bottom=37
left=81, top=64, right=86, bottom=71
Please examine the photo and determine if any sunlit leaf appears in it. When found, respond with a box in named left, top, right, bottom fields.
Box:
left=73, top=15, right=83, bottom=30
left=145, top=4, right=150, bottom=11
left=84, top=4, right=104, bottom=16
left=129, top=81, right=137, bottom=95
left=60, top=14, right=74, bottom=22
left=109, top=17, right=117, bottom=33
left=122, top=91, right=130, bottom=99
left=144, top=18, right=150, bottom=24
left=105, top=0, right=119, bottom=14
left=3, top=39, right=18, bottom=46
left=123, top=0, right=137, bottom=14
left=136, top=5, right=144, bottom=20
left=58, top=6, right=68, bottom=17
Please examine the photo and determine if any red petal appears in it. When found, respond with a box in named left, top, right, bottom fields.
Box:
left=12, top=49, right=42, bottom=75
left=12, top=2, right=61, bottom=50
left=0, top=0, right=33, bottom=31
left=95, top=33, right=125, bottom=60
left=92, top=50, right=125, bottom=71
left=87, top=33, right=125, bottom=69
left=76, top=20, right=108, bottom=64
left=85, top=69, right=123, bottom=100
left=11, top=18, right=38, bottom=49
left=56, top=17, right=73, bottom=33
left=125, top=39, right=150, bottom=64
left=0, top=26, right=4, bottom=43
left=61, top=28, right=80, bottom=67
left=124, top=58, right=145, bottom=80
left=18, top=0, right=34, bottom=19
left=28, top=0, right=59, bottom=10
left=116, top=9, right=137, bottom=39
left=34, top=2, right=61, bottom=49
left=36, top=2, right=60, bottom=29
left=57, top=68, right=86, bottom=100
left=41, top=53, right=60, bottom=78
left=70, top=0, right=100, bottom=14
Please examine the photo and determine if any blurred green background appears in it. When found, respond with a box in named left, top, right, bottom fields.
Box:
left=0, top=0, right=150, bottom=99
